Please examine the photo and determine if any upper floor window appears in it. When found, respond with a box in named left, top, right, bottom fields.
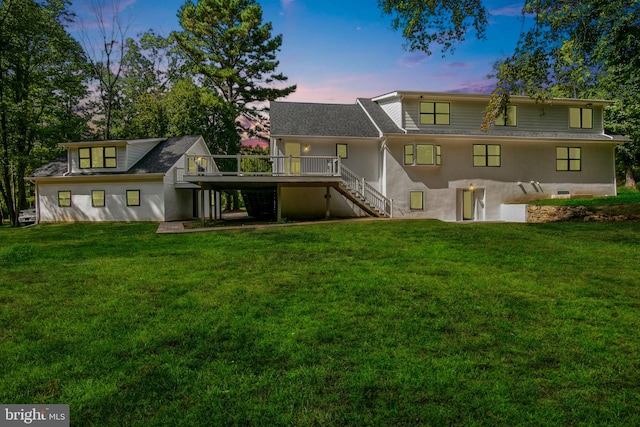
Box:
left=336, top=143, right=348, bottom=159
left=556, top=147, right=581, bottom=171
left=569, top=108, right=593, bottom=129
left=495, top=105, right=517, bottom=127
left=473, top=144, right=501, bottom=167
left=404, top=144, right=441, bottom=166
left=420, top=102, right=450, bottom=125
left=79, top=146, right=117, bottom=169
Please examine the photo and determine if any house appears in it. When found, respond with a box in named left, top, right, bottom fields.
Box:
left=269, top=91, right=626, bottom=222
left=28, top=135, right=215, bottom=223
left=29, top=91, right=626, bottom=224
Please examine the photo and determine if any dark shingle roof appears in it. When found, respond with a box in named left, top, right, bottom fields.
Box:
left=270, top=101, right=380, bottom=138
left=129, top=135, right=202, bottom=174
left=357, top=98, right=404, bottom=134
left=29, top=135, right=203, bottom=178
left=29, top=152, right=68, bottom=178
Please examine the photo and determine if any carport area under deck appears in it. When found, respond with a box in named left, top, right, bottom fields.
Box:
left=182, top=175, right=343, bottom=221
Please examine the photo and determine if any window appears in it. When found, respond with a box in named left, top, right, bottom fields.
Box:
left=126, top=190, right=140, bottom=207
left=92, top=190, right=105, bottom=207
left=473, top=144, right=501, bottom=167
left=404, top=144, right=441, bottom=166
left=79, top=148, right=91, bottom=168
left=410, top=191, right=423, bottom=210
left=58, top=191, right=71, bottom=207
left=420, top=102, right=450, bottom=125
left=79, top=146, right=117, bottom=169
left=569, top=108, right=593, bottom=129
left=556, top=147, right=581, bottom=171
left=336, top=143, right=348, bottom=159
left=495, top=105, right=517, bottom=127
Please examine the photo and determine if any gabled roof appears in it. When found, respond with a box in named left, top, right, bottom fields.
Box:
left=29, top=152, right=68, bottom=178
left=29, top=135, right=204, bottom=178
left=270, top=101, right=380, bottom=138
left=129, top=135, right=202, bottom=174
left=357, top=98, right=404, bottom=134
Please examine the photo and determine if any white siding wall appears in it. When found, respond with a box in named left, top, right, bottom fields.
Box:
left=403, top=98, right=605, bottom=134
left=378, top=98, right=403, bottom=129
left=273, top=137, right=380, bottom=186
left=37, top=180, right=166, bottom=222
left=384, top=136, right=617, bottom=221
left=125, top=140, right=162, bottom=169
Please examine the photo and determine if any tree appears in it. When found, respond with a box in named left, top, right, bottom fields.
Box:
left=0, top=0, right=88, bottom=226
left=79, top=0, right=131, bottom=140
left=379, top=0, right=488, bottom=56
left=174, top=0, right=296, bottom=150
left=118, top=31, right=189, bottom=138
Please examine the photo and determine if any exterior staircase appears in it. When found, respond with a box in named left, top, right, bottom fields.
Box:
left=337, top=165, right=392, bottom=218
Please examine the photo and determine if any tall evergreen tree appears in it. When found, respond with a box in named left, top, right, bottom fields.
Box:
left=174, top=0, right=296, bottom=152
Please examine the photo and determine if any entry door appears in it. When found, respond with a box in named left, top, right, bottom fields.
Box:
left=462, top=190, right=474, bottom=221
left=285, top=142, right=301, bottom=174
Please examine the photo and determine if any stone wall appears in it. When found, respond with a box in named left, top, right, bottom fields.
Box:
left=527, top=205, right=640, bottom=223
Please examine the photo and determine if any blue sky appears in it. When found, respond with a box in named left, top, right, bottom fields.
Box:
left=70, top=0, right=532, bottom=104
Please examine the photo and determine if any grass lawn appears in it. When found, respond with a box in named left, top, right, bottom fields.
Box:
left=532, top=187, right=640, bottom=207
left=1, top=221, right=639, bottom=426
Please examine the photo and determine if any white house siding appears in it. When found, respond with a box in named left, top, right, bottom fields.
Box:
left=272, top=137, right=381, bottom=186
left=124, top=139, right=166, bottom=169
left=384, top=137, right=617, bottom=221
left=36, top=179, right=166, bottom=222
left=402, top=98, right=606, bottom=135
left=377, top=98, right=403, bottom=130
left=163, top=185, right=194, bottom=221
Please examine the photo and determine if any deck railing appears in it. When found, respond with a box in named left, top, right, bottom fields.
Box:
left=183, top=154, right=341, bottom=177
left=181, top=154, right=392, bottom=217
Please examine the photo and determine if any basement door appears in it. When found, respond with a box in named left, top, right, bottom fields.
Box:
left=462, top=190, right=474, bottom=220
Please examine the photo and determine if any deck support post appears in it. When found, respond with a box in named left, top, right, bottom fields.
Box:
left=325, top=186, right=331, bottom=218
left=209, top=189, right=213, bottom=221
left=276, top=184, right=282, bottom=221
left=200, top=186, right=205, bottom=225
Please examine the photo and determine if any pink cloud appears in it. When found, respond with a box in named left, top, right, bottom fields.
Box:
left=448, top=62, right=470, bottom=69
left=452, top=79, right=497, bottom=95
left=282, top=73, right=394, bottom=104
left=399, top=52, right=428, bottom=67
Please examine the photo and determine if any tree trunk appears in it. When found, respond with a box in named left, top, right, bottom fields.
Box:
left=625, top=164, right=637, bottom=189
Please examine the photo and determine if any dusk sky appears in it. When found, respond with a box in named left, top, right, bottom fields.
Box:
left=70, top=0, right=534, bottom=104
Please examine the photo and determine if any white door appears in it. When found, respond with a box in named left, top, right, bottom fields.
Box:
left=285, top=142, right=301, bottom=174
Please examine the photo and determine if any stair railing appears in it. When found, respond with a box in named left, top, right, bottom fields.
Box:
left=340, top=165, right=392, bottom=217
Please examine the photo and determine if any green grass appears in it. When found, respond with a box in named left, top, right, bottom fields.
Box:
left=532, top=187, right=640, bottom=207
left=1, top=221, right=640, bottom=426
